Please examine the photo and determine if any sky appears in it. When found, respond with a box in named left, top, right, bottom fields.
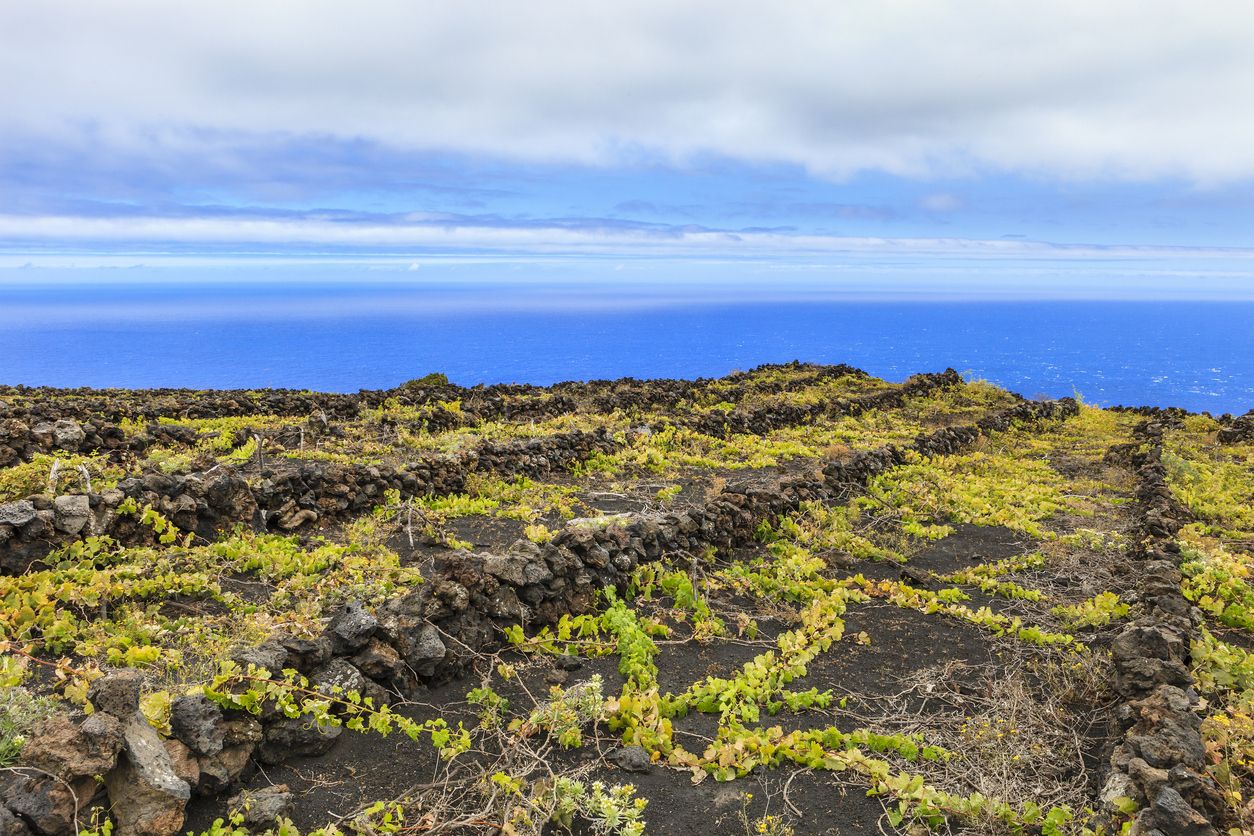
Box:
left=3, top=1, right=1254, bottom=295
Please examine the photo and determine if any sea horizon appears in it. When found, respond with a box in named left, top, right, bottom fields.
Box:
left=2, top=275, right=1250, bottom=414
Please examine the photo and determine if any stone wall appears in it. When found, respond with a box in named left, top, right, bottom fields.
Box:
left=671, top=369, right=962, bottom=439
left=0, top=388, right=363, bottom=424
left=1098, top=419, right=1223, bottom=835
left=0, top=368, right=963, bottom=574
left=0, top=362, right=876, bottom=463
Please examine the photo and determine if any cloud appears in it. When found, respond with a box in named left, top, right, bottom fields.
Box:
left=920, top=193, right=961, bottom=213
left=3, top=1, right=1254, bottom=184
left=3, top=212, right=1253, bottom=263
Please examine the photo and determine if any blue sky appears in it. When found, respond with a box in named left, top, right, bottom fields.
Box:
left=3, top=1, right=1254, bottom=296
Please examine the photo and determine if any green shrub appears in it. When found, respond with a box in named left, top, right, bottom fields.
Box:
left=0, top=454, right=124, bottom=501
left=0, top=687, right=58, bottom=766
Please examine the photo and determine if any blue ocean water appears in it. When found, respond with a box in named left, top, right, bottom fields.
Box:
left=0, top=280, right=1251, bottom=414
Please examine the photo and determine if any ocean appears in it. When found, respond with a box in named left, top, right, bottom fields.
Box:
left=0, top=279, right=1251, bottom=414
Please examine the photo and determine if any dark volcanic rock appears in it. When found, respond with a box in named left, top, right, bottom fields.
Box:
left=229, top=640, right=289, bottom=675
left=105, top=714, right=192, bottom=836
left=87, top=670, right=142, bottom=718
left=256, top=718, right=342, bottom=765
left=278, top=635, right=333, bottom=673
left=325, top=602, right=377, bottom=654
left=170, top=695, right=227, bottom=757
left=0, top=805, right=30, bottom=836
left=226, top=785, right=294, bottom=829
left=19, top=712, right=123, bottom=782
left=3, top=774, right=91, bottom=836
left=609, top=745, right=652, bottom=773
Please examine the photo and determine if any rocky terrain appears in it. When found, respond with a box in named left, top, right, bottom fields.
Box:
left=0, top=364, right=1251, bottom=836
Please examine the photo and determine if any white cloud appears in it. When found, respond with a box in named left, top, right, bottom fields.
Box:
left=3, top=213, right=1254, bottom=263
left=921, top=193, right=961, bottom=212
left=2, top=2, right=1254, bottom=183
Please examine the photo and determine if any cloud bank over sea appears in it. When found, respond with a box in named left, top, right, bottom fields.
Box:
left=2, top=1, right=1253, bottom=276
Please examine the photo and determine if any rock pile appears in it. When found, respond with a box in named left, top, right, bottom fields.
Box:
left=1217, top=413, right=1254, bottom=444
left=2, top=672, right=195, bottom=836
